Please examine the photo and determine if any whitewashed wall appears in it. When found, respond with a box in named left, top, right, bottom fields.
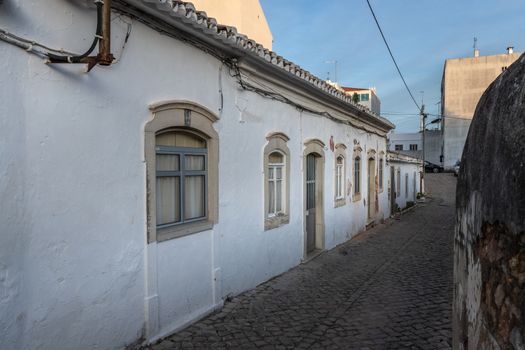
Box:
left=390, top=162, right=422, bottom=211
left=0, top=1, right=391, bottom=349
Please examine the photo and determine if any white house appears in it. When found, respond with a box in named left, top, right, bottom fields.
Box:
left=0, top=1, right=396, bottom=349
left=387, top=152, right=423, bottom=213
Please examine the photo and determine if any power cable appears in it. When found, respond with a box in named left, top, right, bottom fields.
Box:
left=365, top=0, right=421, bottom=112
left=0, top=0, right=103, bottom=63
left=226, top=59, right=388, bottom=138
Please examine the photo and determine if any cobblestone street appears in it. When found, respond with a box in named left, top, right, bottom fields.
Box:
left=147, top=174, right=455, bottom=350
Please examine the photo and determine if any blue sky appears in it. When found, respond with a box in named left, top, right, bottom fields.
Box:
left=259, top=0, right=525, bottom=132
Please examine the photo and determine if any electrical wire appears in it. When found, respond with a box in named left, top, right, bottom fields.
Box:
left=381, top=112, right=471, bottom=121
left=111, top=16, right=132, bottom=64
left=46, top=0, right=103, bottom=63
left=366, top=0, right=421, bottom=112
left=0, top=29, right=77, bottom=56
left=226, top=59, right=388, bottom=138
left=0, top=0, right=103, bottom=64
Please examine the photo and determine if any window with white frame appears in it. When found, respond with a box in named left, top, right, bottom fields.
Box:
left=335, top=156, right=344, bottom=199
left=335, top=156, right=345, bottom=199
left=267, top=151, right=285, bottom=217
left=264, top=132, right=290, bottom=230
left=334, top=143, right=347, bottom=207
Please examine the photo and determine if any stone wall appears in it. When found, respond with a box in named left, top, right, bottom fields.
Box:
left=454, top=53, right=525, bottom=349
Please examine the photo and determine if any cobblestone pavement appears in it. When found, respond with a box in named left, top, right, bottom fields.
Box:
left=146, top=174, right=456, bottom=350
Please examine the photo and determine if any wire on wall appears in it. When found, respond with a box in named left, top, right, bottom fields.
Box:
left=225, top=59, right=387, bottom=138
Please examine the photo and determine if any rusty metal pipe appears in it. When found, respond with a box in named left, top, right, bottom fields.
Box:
left=97, top=0, right=114, bottom=65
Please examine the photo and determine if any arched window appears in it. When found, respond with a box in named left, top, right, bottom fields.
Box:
left=335, top=156, right=344, bottom=199
left=264, top=132, right=290, bottom=230
left=155, top=130, right=207, bottom=227
left=145, top=101, right=218, bottom=242
left=268, top=151, right=285, bottom=217
left=334, top=143, right=347, bottom=207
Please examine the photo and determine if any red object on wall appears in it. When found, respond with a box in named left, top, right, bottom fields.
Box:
left=329, top=136, right=335, bottom=152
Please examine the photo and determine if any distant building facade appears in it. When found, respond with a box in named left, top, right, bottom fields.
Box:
left=441, top=47, right=521, bottom=169
left=388, top=132, right=422, bottom=158
left=388, top=131, right=442, bottom=166
left=342, top=87, right=381, bottom=115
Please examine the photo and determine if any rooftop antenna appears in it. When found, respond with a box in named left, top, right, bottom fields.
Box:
left=473, top=37, right=479, bottom=57
left=325, top=60, right=338, bottom=83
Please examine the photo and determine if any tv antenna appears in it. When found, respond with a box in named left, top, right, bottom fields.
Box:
left=325, top=60, right=338, bottom=82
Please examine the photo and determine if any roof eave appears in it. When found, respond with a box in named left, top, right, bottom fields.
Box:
left=114, top=0, right=394, bottom=132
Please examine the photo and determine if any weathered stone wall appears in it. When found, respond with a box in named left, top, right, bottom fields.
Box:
left=454, top=53, right=525, bottom=350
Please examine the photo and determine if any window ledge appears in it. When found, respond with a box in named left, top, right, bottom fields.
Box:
left=157, top=220, right=214, bottom=242
left=265, top=215, right=289, bottom=231
left=334, top=198, right=346, bottom=208
left=352, top=193, right=362, bottom=202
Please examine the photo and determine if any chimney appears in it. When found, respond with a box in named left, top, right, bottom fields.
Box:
left=474, top=48, right=480, bottom=57
left=507, top=46, right=514, bottom=54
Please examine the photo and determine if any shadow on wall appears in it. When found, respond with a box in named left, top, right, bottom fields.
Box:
left=454, top=53, right=525, bottom=350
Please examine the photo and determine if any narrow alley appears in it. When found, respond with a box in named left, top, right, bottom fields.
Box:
left=146, top=173, right=455, bottom=350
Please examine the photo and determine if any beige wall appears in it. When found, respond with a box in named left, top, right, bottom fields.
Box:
left=442, top=52, right=521, bottom=119
left=191, top=0, right=273, bottom=49
left=441, top=51, right=521, bottom=169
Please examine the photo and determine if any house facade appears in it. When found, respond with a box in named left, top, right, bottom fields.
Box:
left=387, top=152, right=423, bottom=214
left=0, top=1, right=395, bottom=349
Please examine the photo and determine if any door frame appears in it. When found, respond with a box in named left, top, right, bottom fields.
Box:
left=303, top=139, right=325, bottom=258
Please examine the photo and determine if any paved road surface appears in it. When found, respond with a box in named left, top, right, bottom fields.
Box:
left=146, top=173, right=456, bottom=350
